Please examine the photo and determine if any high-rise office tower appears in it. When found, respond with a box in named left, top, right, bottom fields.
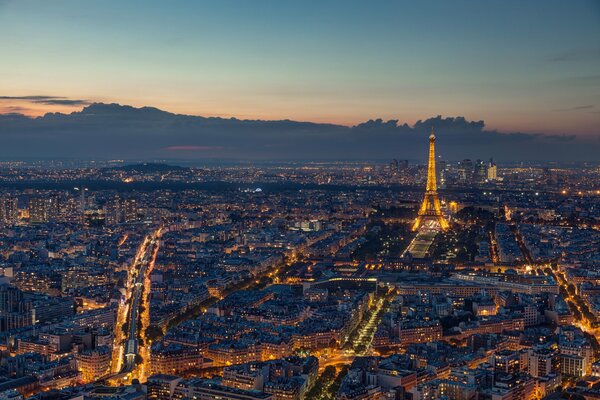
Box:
left=487, top=158, right=497, bottom=181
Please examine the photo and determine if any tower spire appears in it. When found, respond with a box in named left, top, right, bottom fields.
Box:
left=412, top=128, right=449, bottom=231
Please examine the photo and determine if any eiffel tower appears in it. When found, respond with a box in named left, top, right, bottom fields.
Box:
left=412, top=128, right=449, bottom=231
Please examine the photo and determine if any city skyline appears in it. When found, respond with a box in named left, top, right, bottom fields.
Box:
left=0, top=2, right=599, bottom=400
left=0, top=152, right=597, bottom=399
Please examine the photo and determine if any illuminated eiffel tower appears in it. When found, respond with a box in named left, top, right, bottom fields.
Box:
left=412, top=128, right=449, bottom=231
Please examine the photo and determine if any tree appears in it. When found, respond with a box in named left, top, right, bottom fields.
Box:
left=305, top=366, right=337, bottom=399
left=146, top=325, right=164, bottom=341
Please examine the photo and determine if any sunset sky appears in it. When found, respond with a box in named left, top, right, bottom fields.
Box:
left=1, top=0, right=599, bottom=137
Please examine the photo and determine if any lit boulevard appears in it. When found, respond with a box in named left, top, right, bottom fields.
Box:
left=111, top=227, right=163, bottom=380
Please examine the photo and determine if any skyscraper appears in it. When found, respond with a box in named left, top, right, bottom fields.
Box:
left=28, top=196, right=59, bottom=224
left=487, top=159, right=498, bottom=181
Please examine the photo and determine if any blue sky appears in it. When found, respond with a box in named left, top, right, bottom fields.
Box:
left=0, top=0, right=599, bottom=136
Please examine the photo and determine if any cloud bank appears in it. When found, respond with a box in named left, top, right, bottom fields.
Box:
left=0, top=95, right=91, bottom=106
left=0, top=103, right=597, bottom=162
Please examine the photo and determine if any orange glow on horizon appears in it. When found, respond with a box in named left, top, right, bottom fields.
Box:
left=1, top=98, right=598, bottom=137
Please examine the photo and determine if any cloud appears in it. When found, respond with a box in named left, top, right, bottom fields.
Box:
left=547, top=48, right=600, bottom=62
left=0, top=105, right=31, bottom=113
left=556, top=75, right=600, bottom=87
left=0, top=95, right=91, bottom=106
left=0, top=102, right=596, bottom=162
left=38, top=99, right=90, bottom=105
left=553, top=104, right=595, bottom=112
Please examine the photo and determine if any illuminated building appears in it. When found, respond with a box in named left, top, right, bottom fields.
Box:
left=73, top=385, right=145, bottom=400
left=560, top=353, right=587, bottom=378
left=592, top=360, right=600, bottom=377
left=472, top=300, right=498, bottom=317
left=475, top=159, right=487, bottom=183
left=28, top=197, right=59, bottom=224
left=149, top=343, right=205, bottom=375
left=16, top=339, right=54, bottom=357
left=292, top=330, right=337, bottom=351
left=123, top=198, right=139, bottom=222
left=0, top=284, right=26, bottom=314
left=174, top=379, right=274, bottom=400
left=260, top=341, right=292, bottom=361
left=412, top=128, right=449, bottom=231
left=206, top=342, right=261, bottom=367
left=61, top=267, right=94, bottom=292
left=0, top=285, right=33, bottom=331
left=559, top=333, right=593, bottom=376
left=264, top=379, right=304, bottom=400
left=394, top=280, right=497, bottom=298
left=458, top=159, right=474, bottom=184
left=222, top=364, right=267, bottom=390
left=104, top=197, right=140, bottom=225
left=38, top=329, right=73, bottom=353
left=0, top=196, right=18, bottom=225
left=70, top=307, right=116, bottom=329
left=31, top=296, right=75, bottom=324
left=487, top=373, right=536, bottom=400
left=452, top=272, right=559, bottom=295
left=28, top=198, right=47, bottom=224
left=487, top=159, right=498, bottom=181
left=75, top=346, right=111, bottom=382
left=221, top=357, right=318, bottom=400
left=492, top=350, right=520, bottom=374
left=527, top=348, right=559, bottom=378
left=396, top=320, right=442, bottom=345
left=12, top=272, right=53, bottom=295
left=461, top=316, right=525, bottom=337
left=448, top=201, right=459, bottom=214
left=147, top=374, right=182, bottom=400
